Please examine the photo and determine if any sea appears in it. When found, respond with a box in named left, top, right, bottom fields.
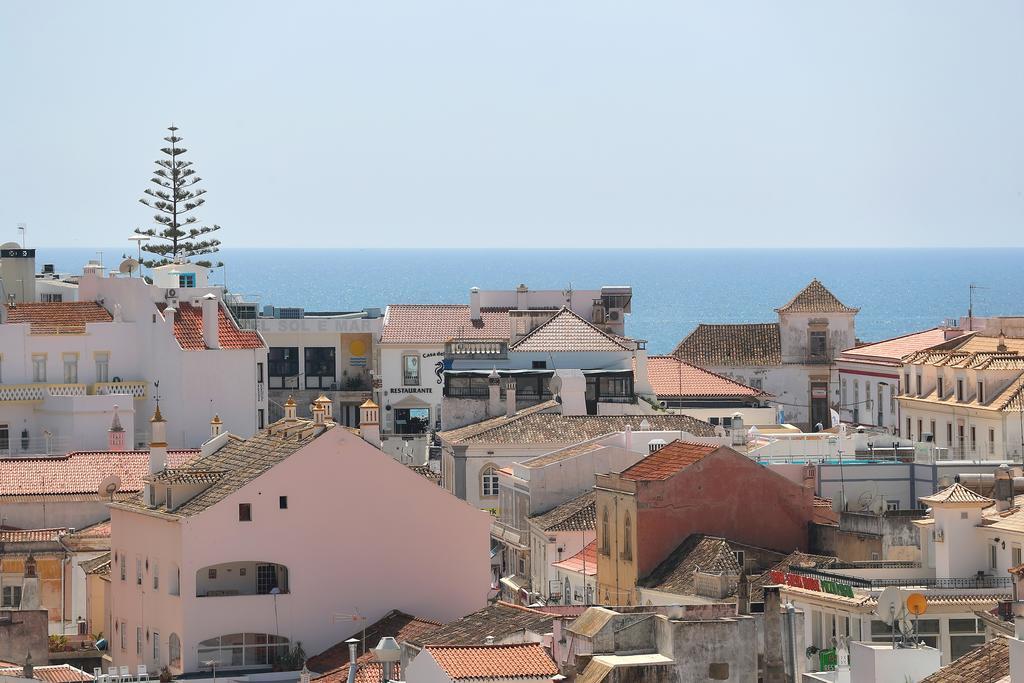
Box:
left=31, top=247, right=1024, bottom=355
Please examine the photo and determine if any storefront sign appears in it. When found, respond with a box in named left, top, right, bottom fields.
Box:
left=769, top=570, right=855, bottom=598
left=389, top=387, right=433, bottom=394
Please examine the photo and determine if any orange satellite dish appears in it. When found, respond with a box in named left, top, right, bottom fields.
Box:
left=906, top=593, right=927, bottom=616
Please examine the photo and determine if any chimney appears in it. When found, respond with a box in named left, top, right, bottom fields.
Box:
left=999, top=330, right=1008, bottom=353
left=470, top=287, right=481, bottom=322
left=19, top=553, right=40, bottom=610
left=22, top=652, right=33, bottom=682
left=108, top=405, right=126, bottom=451
left=488, top=368, right=502, bottom=416
left=372, top=637, right=401, bottom=683
left=632, top=346, right=656, bottom=398
left=516, top=283, right=529, bottom=310
left=736, top=570, right=749, bottom=616
left=553, top=369, right=587, bottom=416
left=163, top=305, right=178, bottom=337
left=345, top=639, right=360, bottom=683
left=996, top=464, right=1014, bottom=512
left=210, top=414, right=222, bottom=439
left=763, top=585, right=786, bottom=683
left=202, top=293, right=220, bottom=349
left=505, top=380, right=517, bottom=418
left=314, top=395, right=334, bottom=422
left=284, top=396, right=297, bottom=420
left=623, top=424, right=633, bottom=452
left=149, top=403, right=168, bottom=474
left=359, top=400, right=381, bottom=447
left=312, top=401, right=326, bottom=425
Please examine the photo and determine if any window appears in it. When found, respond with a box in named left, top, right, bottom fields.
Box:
left=256, top=564, right=280, bottom=594
left=170, top=565, right=180, bottom=596
left=601, top=507, right=610, bottom=555
left=916, top=374, right=922, bottom=395
left=946, top=423, right=953, bottom=445
left=62, top=353, right=78, bottom=384
left=978, top=381, right=985, bottom=404
left=930, top=420, right=936, bottom=440
left=153, top=631, right=160, bottom=665
left=208, top=568, right=218, bottom=580
left=958, top=425, right=965, bottom=451
left=904, top=373, right=910, bottom=394
left=257, top=409, right=265, bottom=430
left=809, top=331, right=827, bottom=358
left=876, top=384, right=883, bottom=425
left=268, top=347, right=299, bottom=389
left=394, top=407, right=429, bottom=435
left=532, top=361, right=547, bottom=369
left=402, top=354, right=420, bottom=386
left=886, top=501, right=899, bottom=511
left=169, top=634, right=181, bottom=667
left=153, top=560, right=160, bottom=591
left=991, top=544, right=999, bottom=570
left=137, top=626, right=143, bottom=655
left=905, top=417, right=911, bottom=439
left=120, top=622, right=126, bottom=650
left=120, top=554, right=126, bottom=581
left=990, top=428, right=996, bottom=455
left=481, top=466, right=499, bottom=498
left=256, top=362, right=264, bottom=384
left=751, top=378, right=763, bottom=390
left=197, top=634, right=290, bottom=668
left=937, top=377, right=944, bottom=399
left=1, top=585, right=22, bottom=608
left=136, top=557, right=143, bottom=585
left=40, top=293, right=62, bottom=302
left=0, top=424, right=8, bottom=452
left=165, top=487, right=173, bottom=510
left=956, top=378, right=964, bottom=402
left=971, top=426, right=977, bottom=452
left=622, top=513, right=633, bottom=561
left=32, top=354, right=46, bottom=382
left=279, top=496, right=288, bottom=509
left=95, top=352, right=110, bottom=383
left=178, top=273, right=196, bottom=288
left=239, top=503, right=252, bottom=522
left=872, top=618, right=938, bottom=649
left=949, top=618, right=985, bottom=660
left=304, top=347, right=336, bottom=389
left=1013, top=545, right=1022, bottom=567
left=917, top=419, right=923, bottom=442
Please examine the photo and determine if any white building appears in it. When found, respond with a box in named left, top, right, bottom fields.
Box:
left=673, top=279, right=858, bottom=430
left=375, top=284, right=640, bottom=463
left=0, top=257, right=267, bottom=452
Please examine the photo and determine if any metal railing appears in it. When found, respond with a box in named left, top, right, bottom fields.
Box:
left=445, top=340, right=508, bottom=359
left=788, top=566, right=1011, bottom=590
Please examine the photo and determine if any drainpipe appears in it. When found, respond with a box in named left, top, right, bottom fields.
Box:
left=345, top=638, right=359, bottom=683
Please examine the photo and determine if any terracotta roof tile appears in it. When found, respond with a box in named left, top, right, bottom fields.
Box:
left=71, top=519, right=111, bottom=538
left=381, top=305, right=511, bottom=345
left=639, top=534, right=740, bottom=595
left=0, top=527, right=66, bottom=543
left=308, top=610, right=442, bottom=683
left=0, top=665, right=95, bottom=683
left=425, top=643, right=557, bottom=680
left=620, top=440, right=720, bottom=481
left=672, top=323, right=781, bottom=366
left=748, top=551, right=838, bottom=601
left=409, top=602, right=556, bottom=647
left=552, top=540, right=597, bottom=576
left=6, top=301, right=112, bottom=334
left=522, top=441, right=606, bottom=468
left=839, top=328, right=959, bottom=365
left=508, top=308, right=628, bottom=353
left=919, top=483, right=995, bottom=507
left=438, top=408, right=715, bottom=446
left=644, top=356, right=769, bottom=399
left=919, top=635, right=1008, bottom=683
left=0, top=450, right=198, bottom=497
left=80, top=552, right=112, bottom=576
left=530, top=492, right=596, bottom=532
left=162, top=302, right=264, bottom=350
left=776, top=279, right=858, bottom=314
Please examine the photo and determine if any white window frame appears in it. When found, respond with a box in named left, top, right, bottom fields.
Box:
left=402, top=354, right=420, bottom=386
left=62, top=353, right=78, bottom=384
left=95, top=352, right=110, bottom=383
left=32, top=354, right=46, bottom=383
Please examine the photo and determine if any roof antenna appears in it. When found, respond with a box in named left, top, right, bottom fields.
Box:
left=968, top=283, right=988, bottom=331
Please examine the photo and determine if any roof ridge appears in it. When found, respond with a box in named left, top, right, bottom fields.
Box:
left=508, top=306, right=629, bottom=351
left=775, top=279, right=858, bottom=314
left=647, top=355, right=770, bottom=396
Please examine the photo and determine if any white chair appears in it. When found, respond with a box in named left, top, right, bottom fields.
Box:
left=136, top=665, right=149, bottom=683
left=107, top=666, right=120, bottom=683
left=119, top=666, right=132, bottom=683
left=93, top=667, right=107, bottom=683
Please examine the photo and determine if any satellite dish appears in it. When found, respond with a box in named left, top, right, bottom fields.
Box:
left=99, top=474, right=122, bottom=500
left=906, top=593, right=927, bottom=616
left=0, top=241, right=20, bottom=249
left=872, top=497, right=887, bottom=516
left=548, top=375, right=562, bottom=396
left=119, top=258, right=139, bottom=275
left=876, top=586, right=904, bottom=625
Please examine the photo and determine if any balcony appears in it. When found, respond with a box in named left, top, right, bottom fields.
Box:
left=788, top=566, right=1011, bottom=590
left=91, top=380, right=147, bottom=398
left=0, top=383, right=85, bottom=402
left=196, top=561, right=289, bottom=597
left=445, top=340, right=508, bottom=360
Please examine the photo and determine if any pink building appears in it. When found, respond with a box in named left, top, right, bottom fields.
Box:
left=108, top=400, right=492, bottom=675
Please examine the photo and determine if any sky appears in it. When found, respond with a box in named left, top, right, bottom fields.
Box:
left=1, top=2, right=1022, bottom=249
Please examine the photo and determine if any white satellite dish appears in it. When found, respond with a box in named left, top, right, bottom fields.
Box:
left=872, top=497, right=887, bottom=516
left=98, top=474, right=122, bottom=500
left=1, top=241, right=21, bottom=249
left=876, top=586, right=905, bottom=625
left=119, top=258, right=140, bottom=275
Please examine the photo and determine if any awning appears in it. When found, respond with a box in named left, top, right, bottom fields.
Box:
left=500, top=575, right=530, bottom=594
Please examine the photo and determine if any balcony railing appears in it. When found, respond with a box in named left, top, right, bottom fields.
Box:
left=91, top=381, right=147, bottom=398
left=788, top=566, right=1011, bottom=590
left=0, top=383, right=86, bottom=402
left=445, top=340, right=508, bottom=360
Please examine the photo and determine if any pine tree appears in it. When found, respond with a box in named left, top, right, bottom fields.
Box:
left=135, top=125, right=222, bottom=267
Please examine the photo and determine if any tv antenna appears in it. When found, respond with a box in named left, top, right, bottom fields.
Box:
left=968, top=283, right=988, bottom=330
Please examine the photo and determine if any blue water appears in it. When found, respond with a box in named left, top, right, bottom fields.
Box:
left=32, top=248, right=1024, bottom=354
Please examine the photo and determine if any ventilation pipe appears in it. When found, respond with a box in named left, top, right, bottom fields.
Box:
left=505, top=380, right=517, bottom=418
left=372, top=637, right=401, bottom=683
left=488, top=368, right=502, bottom=417
left=345, top=639, right=359, bottom=683
left=201, top=293, right=220, bottom=349
left=359, top=400, right=381, bottom=447
left=516, top=283, right=529, bottom=310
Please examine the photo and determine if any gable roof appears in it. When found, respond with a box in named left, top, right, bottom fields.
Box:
left=644, top=355, right=770, bottom=399
left=424, top=643, right=557, bottom=680
left=776, top=279, right=858, bottom=314
left=620, top=440, right=721, bottom=481
left=380, top=305, right=511, bottom=345
left=639, top=534, right=741, bottom=595
left=438, top=408, right=716, bottom=446
left=509, top=307, right=629, bottom=353
left=672, top=323, right=782, bottom=366
left=116, top=419, right=335, bottom=517
left=80, top=552, right=112, bottom=576
left=0, top=665, right=95, bottom=683
left=839, top=328, right=961, bottom=365
left=408, top=602, right=555, bottom=647
left=529, top=491, right=596, bottom=532
left=6, top=301, right=113, bottom=334
left=162, top=301, right=264, bottom=350
left=919, top=483, right=995, bottom=507
left=307, top=610, right=442, bottom=683
left=553, top=540, right=597, bottom=576
left=0, top=450, right=198, bottom=498
left=919, top=635, right=1008, bottom=683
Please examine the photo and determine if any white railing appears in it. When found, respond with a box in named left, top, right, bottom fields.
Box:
left=91, top=381, right=147, bottom=398
left=0, top=383, right=86, bottom=402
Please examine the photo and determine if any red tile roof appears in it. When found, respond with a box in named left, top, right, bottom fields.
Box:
left=0, top=528, right=66, bottom=543
left=6, top=301, right=112, bottom=333
left=776, top=279, right=858, bottom=314
left=620, top=440, right=720, bottom=481
left=672, top=323, right=782, bottom=366
left=307, top=610, right=441, bottom=683
left=509, top=308, right=628, bottom=353
left=380, top=305, right=511, bottom=345
left=0, top=665, right=95, bottom=683
left=644, top=355, right=769, bottom=399
left=161, top=302, right=264, bottom=351
left=840, top=328, right=959, bottom=365
left=72, top=519, right=112, bottom=538
left=0, top=450, right=199, bottom=497
left=552, top=540, right=597, bottom=576
left=425, top=643, right=558, bottom=680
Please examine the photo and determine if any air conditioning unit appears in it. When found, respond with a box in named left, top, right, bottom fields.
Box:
left=165, top=288, right=177, bottom=299
left=607, top=309, right=622, bottom=322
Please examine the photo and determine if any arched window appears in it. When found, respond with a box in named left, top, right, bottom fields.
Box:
left=601, top=507, right=610, bottom=555
left=623, top=512, right=633, bottom=561
left=480, top=465, right=499, bottom=498
left=169, top=633, right=181, bottom=668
